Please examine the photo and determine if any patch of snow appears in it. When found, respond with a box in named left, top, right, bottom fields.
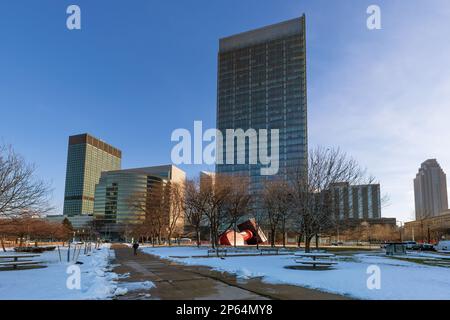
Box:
left=114, top=281, right=155, bottom=297
left=0, top=244, right=121, bottom=300
left=142, top=246, right=450, bottom=300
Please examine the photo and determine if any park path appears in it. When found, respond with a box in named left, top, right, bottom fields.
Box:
left=112, top=245, right=348, bottom=300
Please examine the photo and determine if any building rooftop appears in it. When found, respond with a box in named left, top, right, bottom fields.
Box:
left=68, top=133, right=122, bottom=158
left=100, top=164, right=185, bottom=180
left=219, top=15, right=305, bottom=53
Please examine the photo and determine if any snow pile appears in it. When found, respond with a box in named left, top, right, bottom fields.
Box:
left=142, top=247, right=450, bottom=300
left=79, top=245, right=121, bottom=299
left=116, top=281, right=155, bottom=296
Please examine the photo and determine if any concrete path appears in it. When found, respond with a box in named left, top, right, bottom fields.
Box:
left=112, top=245, right=348, bottom=300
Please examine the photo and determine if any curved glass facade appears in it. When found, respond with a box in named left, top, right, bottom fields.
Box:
left=93, top=165, right=186, bottom=238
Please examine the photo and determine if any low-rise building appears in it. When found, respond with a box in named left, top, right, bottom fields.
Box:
left=45, top=214, right=94, bottom=230
left=404, top=210, right=450, bottom=242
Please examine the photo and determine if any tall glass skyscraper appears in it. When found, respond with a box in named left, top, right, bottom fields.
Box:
left=216, top=15, right=308, bottom=194
left=63, top=133, right=122, bottom=216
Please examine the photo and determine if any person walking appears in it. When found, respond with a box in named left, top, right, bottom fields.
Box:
left=132, top=242, right=139, bottom=256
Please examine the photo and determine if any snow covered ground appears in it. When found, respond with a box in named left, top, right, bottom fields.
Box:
left=0, top=244, right=149, bottom=300
left=142, top=246, right=450, bottom=300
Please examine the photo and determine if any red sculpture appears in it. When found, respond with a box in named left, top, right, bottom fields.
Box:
left=219, top=219, right=267, bottom=246
left=219, top=229, right=253, bottom=246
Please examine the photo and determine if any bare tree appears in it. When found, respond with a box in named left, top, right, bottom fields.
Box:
left=289, top=147, right=372, bottom=252
left=262, top=179, right=292, bottom=248
left=202, top=174, right=233, bottom=249
left=0, top=216, right=71, bottom=249
left=223, top=176, right=252, bottom=248
left=166, top=181, right=185, bottom=246
left=0, top=144, right=52, bottom=218
left=184, top=179, right=207, bottom=247
left=128, top=180, right=168, bottom=245
left=0, top=144, right=52, bottom=251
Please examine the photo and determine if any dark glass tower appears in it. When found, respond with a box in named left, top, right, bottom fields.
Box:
left=216, top=15, right=308, bottom=194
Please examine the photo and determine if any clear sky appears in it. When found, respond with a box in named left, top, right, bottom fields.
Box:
left=1, top=0, right=449, bottom=223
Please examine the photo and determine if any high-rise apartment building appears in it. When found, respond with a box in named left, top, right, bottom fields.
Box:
left=63, top=133, right=121, bottom=216
left=414, top=159, right=448, bottom=220
left=216, top=15, right=307, bottom=195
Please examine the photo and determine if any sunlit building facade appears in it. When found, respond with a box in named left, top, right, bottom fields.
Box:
left=414, top=159, right=448, bottom=220
left=93, top=165, right=186, bottom=238
left=216, top=15, right=308, bottom=195
left=63, top=133, right=121, bottom=216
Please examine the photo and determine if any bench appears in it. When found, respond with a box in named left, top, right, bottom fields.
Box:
left=0, top=254, right=42, bottom=270
left=294, top=252, right=337, bottom=269
left=259, top=248, right=279, bottom=255
left=294, top=259, right=338, bottom=268
left=0, top=261, right=43, bottom=269
left=207, top=248, right=228, bottom=257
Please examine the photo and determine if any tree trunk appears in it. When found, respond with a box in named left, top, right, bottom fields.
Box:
left=233, top=221, right=237, bottom=248
left=271, top=229, right=276, bottom=248
left=1, top=237, right=6, bottom=252
left=211, top=228, right=217, bottom=249
left=196, top=229, right=201, bottom=248
left=282, top=220, right=286, bottom=248
left=315, top=234, right=319, bottom=249
left=305, top=236, right=312, bottom=253
left=297, top=233, right=303, bottom=248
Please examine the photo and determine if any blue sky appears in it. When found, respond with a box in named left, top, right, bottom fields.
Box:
left=1, top=0, right=449, bottom=222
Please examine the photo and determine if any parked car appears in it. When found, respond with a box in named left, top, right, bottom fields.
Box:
left=435, top=240, right=450, bottom=253
left=403, top=241, right=419, bottom=250
left=419, top=243, right=435, bottom=251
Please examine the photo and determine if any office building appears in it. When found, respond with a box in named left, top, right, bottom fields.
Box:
left=63, top=133, right=121, bottom=216
left=330, top=182, right=382, bottom=221
left=216, top=16, right=308, bottom=194
left=93, top=165, right=185, bottom=237
left=200, top=171, right=215, bottom=190
left=414, top=159, right=448, bottom=220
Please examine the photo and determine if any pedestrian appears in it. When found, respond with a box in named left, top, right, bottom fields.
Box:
left=132, top=242, right=139, bottom=256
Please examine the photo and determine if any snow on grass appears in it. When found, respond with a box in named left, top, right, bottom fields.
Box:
left=0, top=244, right=122, bottom=300
left=142, top=246, right=450, bottom=300
left=402, top=252, right=450, bottom=260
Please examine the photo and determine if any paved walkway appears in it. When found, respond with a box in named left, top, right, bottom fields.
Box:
left=112, top=245, right=348, bottom=300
